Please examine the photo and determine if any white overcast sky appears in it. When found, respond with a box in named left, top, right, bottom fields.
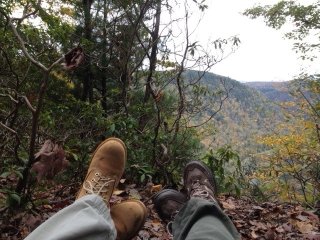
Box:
left=191, top=0, right=318, bottom=82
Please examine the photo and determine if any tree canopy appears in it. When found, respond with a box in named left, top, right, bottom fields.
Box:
left=0, top=0, right=240, bottom=209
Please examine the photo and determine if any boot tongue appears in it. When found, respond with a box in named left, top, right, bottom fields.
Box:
left=82, top=170, right=116, bottom=204
left=190, top=180, right=216, bottom=202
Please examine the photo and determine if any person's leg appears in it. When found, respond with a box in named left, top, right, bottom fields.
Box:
left=172, top=197, right=239, bottom=240
left=177, top=161, right=240, bottom=240
left=153, top=160, right=241, bottom=240
left=25, top=138, right=147, bottom=240
left=25, top=194, right=116, bottom=240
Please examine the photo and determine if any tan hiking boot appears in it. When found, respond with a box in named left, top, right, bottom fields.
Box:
left=76, top=138, right=126, bottom=205
left=111, top=200, right=148, bottom=240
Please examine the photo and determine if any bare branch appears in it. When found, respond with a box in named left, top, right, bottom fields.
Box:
left=187, top=93, right=229, bottom=128
left=49, top=56, right=65, bottom=71
left=0, top=94, right=19, bottom=104
left=0, top=122, right=17, bottom=134
left=298, top=88, right=320, bottom=118
left=170, top=7, right=190, bottom=138
left=9, top=19, right=48, bottom=71
left=12, top=0, right=42, bottom=23
left=0, top=46, right=20, bottom=85
left=188, top=79, right=233, bottom=128
left=22, top=96, right=36, bottom=113
left=0, top=9, right=48, bottom=71
left=1, top=8, right=64, bottom=72
left=144, top=0, right=161, bottom=103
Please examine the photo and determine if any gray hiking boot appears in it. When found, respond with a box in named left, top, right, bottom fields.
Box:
left=152, top=189, right=187, bottom=222
left=184, top=160, right=217, bottom=203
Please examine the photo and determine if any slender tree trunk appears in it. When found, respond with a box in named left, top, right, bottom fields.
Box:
left=16, top=71, right=49, bottom=195
left=143, top=0, right=161, bottom=103
left=138, top=0, right=161, bottom=130
left=101, top=0, right=108, bottom=112
left=82, top=0, right=93, bottom=102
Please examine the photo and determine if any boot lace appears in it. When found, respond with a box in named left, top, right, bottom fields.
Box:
left=83, top=172, right=115, bottom=201
left=166, top=221, right=173, bottom=237
left=170, top=210, right=179, bottom=220
left=166, top=208, right=180, bottom=236
left=190, top=180, right=216, bottom=203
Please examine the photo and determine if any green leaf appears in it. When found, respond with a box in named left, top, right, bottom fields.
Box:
left=10, top=193, right=21, bottom=205
left=71, top=153, right=79, bottom=161
left=224, top=181, right=232, bottom=190
left=14, top=171, right=23, bottom=179
left=0, top=172, right=10, bottom=178
left=109, top=123, right=115, bottom=133
left=140, top=174, right=145, bottom=183
left=235, top=185, right=241, bottom=196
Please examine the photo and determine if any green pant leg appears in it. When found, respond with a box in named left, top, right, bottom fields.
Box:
left=172, top=198, right=240, bottom=240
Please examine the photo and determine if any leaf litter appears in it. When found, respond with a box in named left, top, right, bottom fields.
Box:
left=1, top=182, right=319, bottom=240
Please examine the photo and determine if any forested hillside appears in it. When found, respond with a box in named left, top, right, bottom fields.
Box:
left=245, top=81, right=292, bottom=102
left=1, top=0, right=319, bottom=239
left=184, top=70, right=283, bottom=160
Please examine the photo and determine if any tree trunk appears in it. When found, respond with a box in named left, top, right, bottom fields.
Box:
left=143, top=0, right=161, bottom=103
left=15, top=71, right=49, bottom=195
left=82, top=0, right=93, bottom=102
left=138, top=0, right=161, bottom=130
left=101, top=0, right=108, bottom=113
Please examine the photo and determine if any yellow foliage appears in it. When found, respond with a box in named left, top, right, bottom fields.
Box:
left=60, top=7, right=74, bottom=17
left=253, top=108, right=320, bottom=204
left=51, top=71, right=74, bottom=89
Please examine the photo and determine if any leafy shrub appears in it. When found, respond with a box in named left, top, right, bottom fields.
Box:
left=204, top=146, right=244, bottom=196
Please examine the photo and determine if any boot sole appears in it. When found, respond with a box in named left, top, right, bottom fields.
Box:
left=153, top=189, right=187, bottom=204
left=152, top=189, right=187, bottom=221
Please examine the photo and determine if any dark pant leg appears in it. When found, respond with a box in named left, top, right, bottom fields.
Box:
left=172, top=198, right=240, bottom=240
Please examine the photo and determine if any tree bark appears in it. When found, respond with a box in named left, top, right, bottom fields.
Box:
left=138, top=0, right=161, bottom=130
left=101, top=0, right=108, bottom=113
left=143, top=0, right=161, bottom=103
left=82, top=0, right=94, bottom=102
left=16, top=71, right=49, bottom=194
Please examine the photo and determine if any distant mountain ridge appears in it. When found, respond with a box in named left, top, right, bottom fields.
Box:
left=244, top=81, right=292, bottom=102
left=184, top=70, right=284, bottom=159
